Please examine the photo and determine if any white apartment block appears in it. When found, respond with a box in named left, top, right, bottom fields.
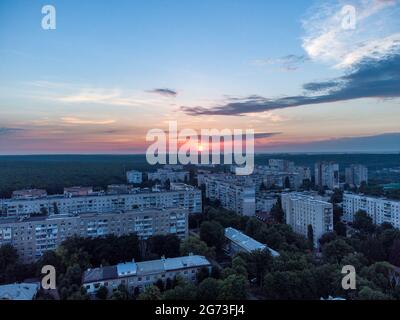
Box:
left=345, top=165, right=368, bottom=187
left=203, top=176, right=256, bottom=216
left=343, top=193, right=400, bottom=229
left=148, top=169, right=189, bottom=184
left=268, top=159, right=295, bottom=172
left=256, top=194, right=278, bottom=214
left=126, top=170, right=143, bottom=184
left=0, top=187, right=202, bottom=218
left=0, top=208, right=188, bottom=263
left=315, top=162, right=340, bottom=190
left=282, top=192, right=333, bottom=247
left=83, top=255, right=211, bottom=295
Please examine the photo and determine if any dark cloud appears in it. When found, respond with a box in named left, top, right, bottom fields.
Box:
left=0, top=127, right=24, bottom=135
left=148, top=88, right=177, bottom=97
left=182, top=52, right=400, bottom=116
left=255, top=54, right=310, bottom=71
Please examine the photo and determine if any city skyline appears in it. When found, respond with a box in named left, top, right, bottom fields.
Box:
left=1, top=0, right=400, bottom=154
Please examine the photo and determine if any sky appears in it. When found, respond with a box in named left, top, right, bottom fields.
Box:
left=0, top=0, right=399, bottom=154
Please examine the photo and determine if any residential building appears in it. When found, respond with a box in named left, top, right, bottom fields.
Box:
left=224, top=227, right=280, bottom=257
left=281, top=192, right=333, bottom=247
left=12, top=189, right=47, bottom=200
left=0, top=186, right=202, bottom=218
left=148, top=169, right=189, bottom=184
left=315, top=162, right=340, bottom=190
left=345, top=165, right=368, bottom=187
left=256, top=193, right=278, bottom=214
left=82, top=255, right=211, bottom=295
left=126, top=170, right=143, bottom=184
left=64, top=186, right=94, bottom=197
left=343, top=193, right=400, bottom=228
left=0, top=208, right=189, bottom=263
left=268, top=159, right=295, bottom=172
left=203, top=175, right=256, bottom=216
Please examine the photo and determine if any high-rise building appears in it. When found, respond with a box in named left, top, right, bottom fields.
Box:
left=0, top=208, right=189, bottom=263
left=281, top=192, right=333, bottom=247
left=343, top=193, right=400, bottom=228
left=315, top=162, right=340, bottom=190
left=345, top=165, right=368, bottom=187
left=203, top=176, right=256, bottom=216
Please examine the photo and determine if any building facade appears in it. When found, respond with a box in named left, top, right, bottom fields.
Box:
left=203, top=176, right=256, bottom=216
left=315, top=162, right=340, bottom=190
left=343, top=193, right=400, bottom=228
left=0, top=208, right=188, bottom=263
left=82, top=255, right=211, bottom=295
left=345, top=165, right=368, bottom=187
left=0, top=187, right=202, bottom=218
left=282, top=192, right=333, bottom=247
left=126, top=170, right=143, bottom=184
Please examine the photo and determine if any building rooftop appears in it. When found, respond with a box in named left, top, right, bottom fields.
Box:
left=82, top=255, right=211, bottom=284
left=225, top=227, right=280, bottom=257
left=0, top=283, right=40, bottom=300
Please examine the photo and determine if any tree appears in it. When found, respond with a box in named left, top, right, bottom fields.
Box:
left=353, top=210, right=375, bottom=233
left=111, top=284, right=130, bottom=300
left=163, top=280, right=197, bottom=300
left=218, top=274, right=247, bottom=300
left=148, top=234, right=180, bottom=258
left=197, top=278, right=220, bottom=300
left=388, top=239, right=400, bottom=267
left=307, top=225, right=314, bottom=250
left=0, top=244, right=19, bottom=284
left=180, top=237, right=215, bottom=259
left=284, top=177, right=291, bottom=189
left=270, top=201, right=284, bottom=224
left=138, top=285, right=161, bottom=300
left=232, top=256, right=248, bottom=278
left=246, top=249, right=273, bottom=287
left=322, top=239, right=353, bottom=264
left=199, top=221, right=224, bottom=250
left=357, top=286, right=392, bottom=300
left=96, top=286, right=108, bottom=300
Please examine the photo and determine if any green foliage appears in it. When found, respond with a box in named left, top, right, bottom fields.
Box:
left=138, top=285, right=161, bottom=300
left=197, top=278, right=220, bottom=300
left=96, top=286, right=109, bottom=300
left=147, top=234, right=180, bottom=258
left=180, top=236, right=215, bottom=259
left=199, top=221, right=224, bottom=250
left=217, top=274, right=247, bottom=300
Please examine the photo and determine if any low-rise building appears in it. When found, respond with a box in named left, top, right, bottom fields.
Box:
left=82, top=255, right=212, bottom=295
left=12, top=189, right=47, bottom=200
left=0, top=208, right=188, bottom=263
left=224, top=227, right=280, bottom=257
left=148, top=169, right=189, bottom=184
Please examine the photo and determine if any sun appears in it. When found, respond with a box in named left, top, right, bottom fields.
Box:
left=198, top=143, right=204, bottom=152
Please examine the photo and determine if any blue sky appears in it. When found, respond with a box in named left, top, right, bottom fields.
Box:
left=0, top=0, right=399, bottom=154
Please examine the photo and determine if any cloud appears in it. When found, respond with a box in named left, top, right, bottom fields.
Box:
left=0, top=127, right=24, bottom=135
left=261, top=132, right=400, bottom=153
left=301, top=0, right=400, bottom=68
left=61, top=117, right=116, bottom=125
left=182, top=51, right=400, bottom=116
left=148, top=88, right=178, bottom=97
left=253, top=54, right=310, bottom=71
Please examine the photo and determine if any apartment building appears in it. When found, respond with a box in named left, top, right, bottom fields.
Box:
left=12, top=189, right=47, bottom=200
left=256, top=193, right=278, bottom=214
left=345, top=165, right=368, bottom=187
left=82, top=255, right=211, bottom=295
left=0, top=186, right=202, bottom=218
left=224, top=227, right=280, bottom=257
left=343, top=193, right=400, bottom=228
left=0, top=208, right=188, bottom=263
left=203, top=176, right=256, bottom=216
left=147, top=168, right=189, bottom=184
left=315, top=162, right=340, bottom=190
left=281, top=192, right=333, bottom=247
left=126, top=170, right=143, bottom=184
